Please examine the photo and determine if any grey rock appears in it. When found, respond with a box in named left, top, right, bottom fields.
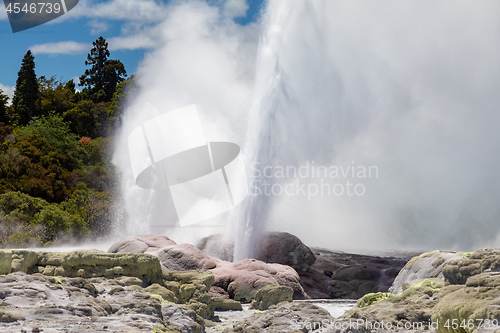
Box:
left=223, top=301, right=334, bottom=333
left=390, top=250, right=463, bottom=294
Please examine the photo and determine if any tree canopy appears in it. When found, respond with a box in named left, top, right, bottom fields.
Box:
left=79, top=37, right=127, bottom=103
left=0, top=37, right=132, bottom=247
left=0, top=90, right=9, bottom=124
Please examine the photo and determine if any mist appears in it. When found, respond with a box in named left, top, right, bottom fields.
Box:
left=115, top=0, right=500, bottom=255
left=240, top=0, right=500, bottom=255
left=113, top=0, right=259, bottom=244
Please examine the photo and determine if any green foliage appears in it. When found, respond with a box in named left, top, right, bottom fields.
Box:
left=15, top=114, right=82, bottom=167
left=0, top=191, right=86, bottom=245
left=63, top=100, right=97, bottom=138
left=0, top=37, right=133, bottom=248
left=12, top=50, right=40, bottom=126
left=38, top=76, right=77, bottom=116
left=0, top=90, right=10, bottom=124
left=108, top=75, right=137, bottom=131
left=79, top=37, right=127, bottom=103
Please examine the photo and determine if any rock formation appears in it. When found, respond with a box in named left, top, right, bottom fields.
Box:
left=0, top=249, right=214, bottom=332
left=111, top=234, right=307, bottom=301
left=332, top=249, right=500, bottom=333
left=249, top=284, right=294, bottom=310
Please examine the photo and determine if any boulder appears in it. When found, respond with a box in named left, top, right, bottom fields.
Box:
left=0, top=249, right=163, bottom=284
left=336, top=249, right=500, bottom=333
left=390, top=250, right=464, bottom=294
left=110, top=235, right=307, bottom=302
left=211, top=297, right=243, bottom=311
left=223, top=301, right=334, bottom=333
left=197, top=234, right=234, bottom=262
left=255, top=232, right=316, bottom=269
left=162, top=303, right=205, bottom=333
left=431, top=272, right=500, bottom=333
left=156, top=244, right=218, bottom=271
left=197, top=232, right=316, bottom=269
left=336, top=278, right=444, bottom=332
left=442, top=249, right=500, bottom=285
left=108, top=234, right=176, bottom=254
left=249, top=284, right=294, bottom=310
left=211, top=259, right=305, bottom=302
left=302, top=248, right=410, bottom=299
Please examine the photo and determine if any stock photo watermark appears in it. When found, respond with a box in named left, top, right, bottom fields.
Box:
left=291, top=318, right=500, bottom=331
left=249, top=161, right=379, bottom=199
left=3, top=0, right=79, bottom=32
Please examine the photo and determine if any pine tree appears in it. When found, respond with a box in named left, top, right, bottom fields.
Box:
left=79, top=37, right=127, bottom=103
left=0, top=89, right=9, bottom=124
left=12, top=50, right=40, bottom=125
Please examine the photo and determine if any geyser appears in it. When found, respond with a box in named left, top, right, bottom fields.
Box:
left=236, top=0, right=500, bottom=257
left=115, top=0, right=500, bottom=256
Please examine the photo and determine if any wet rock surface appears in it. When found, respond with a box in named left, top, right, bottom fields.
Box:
left=300, top=248, right=410, bottom=299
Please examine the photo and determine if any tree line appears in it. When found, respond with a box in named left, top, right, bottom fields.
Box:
left=0, top=37, right=136, bottom=247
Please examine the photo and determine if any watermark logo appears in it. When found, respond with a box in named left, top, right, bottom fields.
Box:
left=128, top=104, right=248, bottom=227
left=250, top=161, right=378, bottom=199
left=4, top=0, right=79, bottom=33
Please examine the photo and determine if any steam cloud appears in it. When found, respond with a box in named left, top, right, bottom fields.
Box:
left=113, top=0, right=259, bottom=243
left=116, top=0, right=500, bottom=254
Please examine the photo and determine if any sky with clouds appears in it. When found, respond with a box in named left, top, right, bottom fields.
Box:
left=0, top=0, right=263, bottom=99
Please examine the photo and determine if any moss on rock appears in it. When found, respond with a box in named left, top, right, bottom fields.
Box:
left=249, top=284, right=293, bottom=310
left=211, top=297, right=242, bottom=311
left=431, top=272, right=500, bottom=333
left=357, top=292, right=391, bottom=308
left=442, top=249, right=500, bottom=285
left=0, top=250, right=163, bottom=284
left=146, top=283, right=178, bottom=303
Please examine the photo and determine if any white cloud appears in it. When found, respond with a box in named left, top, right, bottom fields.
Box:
left=0, top=83, right=14, bottom=100
left=87, top=19, right=110, bottom=34
left=30, top=41, right=90, bottom=55
left=223, top=0, right=249, bottom=18
left=69, top=0, right=169, bottom=23
left=108, top=34, right=160, bottom=51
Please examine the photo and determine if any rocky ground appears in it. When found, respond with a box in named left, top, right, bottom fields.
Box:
left=331, top=249, right=500, bottom=333
left=0, top=233, right=497, bottom=332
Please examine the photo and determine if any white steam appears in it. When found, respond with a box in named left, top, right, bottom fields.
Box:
left=115, top=0, right=500, bottom=254
left=239, top=0, right=500, bottom=255
left=113, top=0, right=259, bottom=243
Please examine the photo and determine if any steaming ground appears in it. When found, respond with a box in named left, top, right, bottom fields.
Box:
left=114, top=0, right=500, bottom=257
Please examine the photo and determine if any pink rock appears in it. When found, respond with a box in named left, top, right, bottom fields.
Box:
left=109, top=235, right=307, bottom=301
left=108, top=234, right=176, bottom=254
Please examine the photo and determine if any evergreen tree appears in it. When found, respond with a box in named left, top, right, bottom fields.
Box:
left=0, top=89, right=9, bottom=124
left=12, top=50, right=39, bottom=125
left=79, top=37, right=127, bottom=103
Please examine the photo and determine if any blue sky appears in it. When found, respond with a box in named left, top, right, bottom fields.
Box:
left=0, top=0, right=264, bottom=99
